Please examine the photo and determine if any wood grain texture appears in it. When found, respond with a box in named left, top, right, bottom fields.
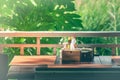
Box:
left=9, top=56, right=56, bottom=66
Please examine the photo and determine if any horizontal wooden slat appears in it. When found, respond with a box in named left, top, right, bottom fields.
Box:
left=1, top=44, right=120, bottom=48
left=1, top=31, right=120, bottom=37
left=0, top=44, right=62, bottom=48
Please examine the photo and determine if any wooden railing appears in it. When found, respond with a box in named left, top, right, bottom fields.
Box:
left=0, top=31, right=120, bottom=55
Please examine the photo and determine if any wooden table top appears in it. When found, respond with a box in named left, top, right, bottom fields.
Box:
left=9, top=56, right=56, bottom=66
left=9, top=55, right=120, bottom=67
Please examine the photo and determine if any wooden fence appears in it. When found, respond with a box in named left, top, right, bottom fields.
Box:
left=0, top=31, right=120, bottom=55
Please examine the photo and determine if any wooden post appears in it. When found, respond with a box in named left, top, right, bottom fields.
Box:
left=53, top=47, right=57, bottom=55
left=20, top=47, right=24, bottom=55
left=37, top=37, right=40, bottom=55
left=112, top=47, right=116, bottom=56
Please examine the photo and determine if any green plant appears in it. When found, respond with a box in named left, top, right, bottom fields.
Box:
left=0, top=0, right=83, bottom=55
left=77, top=0, right=120, bottom=55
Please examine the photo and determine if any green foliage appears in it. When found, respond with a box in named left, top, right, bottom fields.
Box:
left=0, top=0, right=82, bottom=31
left=77, top=0, right=120, bottom=55
left=0, top=0, right=83, bottom=55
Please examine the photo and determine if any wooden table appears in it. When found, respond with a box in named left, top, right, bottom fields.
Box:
left=8, top=56, right=120, bottom=80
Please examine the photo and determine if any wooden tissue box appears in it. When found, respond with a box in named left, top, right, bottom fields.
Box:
left=61, top=49, right=80, bottom=64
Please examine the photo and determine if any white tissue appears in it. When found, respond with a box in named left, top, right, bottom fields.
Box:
left=70, top=38, right=76, bottom=50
